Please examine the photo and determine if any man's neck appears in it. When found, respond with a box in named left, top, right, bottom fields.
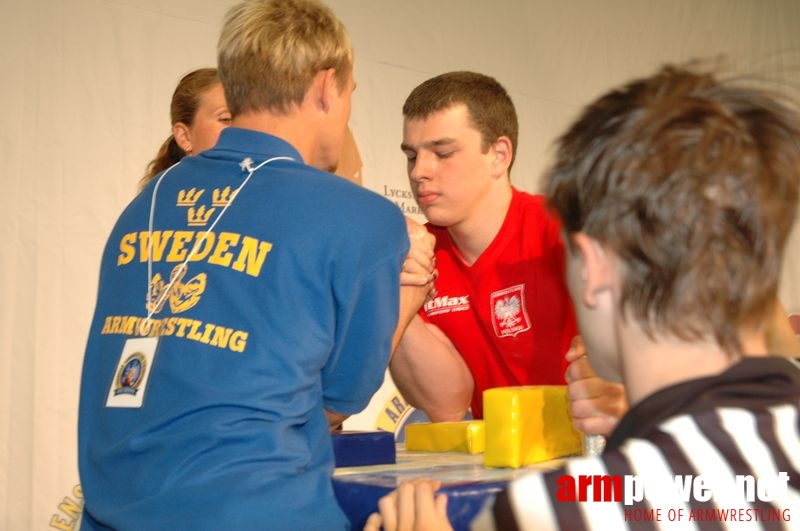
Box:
left=232, top=110, right=318, bottom=166
left=448, top=182, right=513, bottom=266
left=619, top=324, right=767, bottom=406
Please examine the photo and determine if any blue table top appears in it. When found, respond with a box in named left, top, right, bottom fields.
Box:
left=333, top=445, right=562, bottom=531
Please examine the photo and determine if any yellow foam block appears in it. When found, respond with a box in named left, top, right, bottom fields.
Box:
left=405, top=421, right=485, bottom=454
left=483, top=386, right=582, bottom=468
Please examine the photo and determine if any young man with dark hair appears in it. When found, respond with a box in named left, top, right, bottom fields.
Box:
left=391, top=71, right=592, bottom=422
left=367, top=64, right=800, bottom=531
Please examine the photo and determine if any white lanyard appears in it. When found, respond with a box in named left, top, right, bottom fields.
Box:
left=138, top=155, right=294, bottom=335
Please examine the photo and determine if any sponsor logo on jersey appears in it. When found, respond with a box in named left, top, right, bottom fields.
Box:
left=424, top=295, right=470, bottom=316
left=491, top=284, right=531, bottom=338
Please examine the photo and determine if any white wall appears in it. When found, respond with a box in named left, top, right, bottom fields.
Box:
left=1, top=1, right=798, bottom=528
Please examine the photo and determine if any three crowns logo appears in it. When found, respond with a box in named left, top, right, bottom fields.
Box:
left=187, top=205, right=216, bottom=226
left=177, top=188, right=204, bottom=207
left=212, top=186, right=237, bottom=207
left=177, top=187, right=232, bottom=227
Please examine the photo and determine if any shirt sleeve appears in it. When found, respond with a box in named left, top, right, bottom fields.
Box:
left=321, top=210, right=409, bottom=415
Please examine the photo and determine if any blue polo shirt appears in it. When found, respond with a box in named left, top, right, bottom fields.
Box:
left=78, top=128, right=408, bottom=530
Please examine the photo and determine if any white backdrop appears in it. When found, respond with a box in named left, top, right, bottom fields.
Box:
left=2, top=1, right=799, bottom=529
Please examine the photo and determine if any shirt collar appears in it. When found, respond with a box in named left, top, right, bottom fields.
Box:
left=207, top=127, right=304, bottom=163
left=606, top=356, right=800, bottom=451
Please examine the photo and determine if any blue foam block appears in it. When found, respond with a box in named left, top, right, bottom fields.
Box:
left=331, top=430, right=396, bottom=467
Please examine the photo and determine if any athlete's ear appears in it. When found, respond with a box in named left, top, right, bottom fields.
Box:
left=315, top=68, right=338, bottom=113
left=490, top=136, right=512, bottom=179
left=571, top=232, right=614, bottom=308
left=173, top=123, right=193, bottom=154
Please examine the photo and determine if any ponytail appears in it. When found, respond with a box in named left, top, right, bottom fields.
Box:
left=138, top=135, right=186, bottom=191
left=138, top=68, right=221, bottom=193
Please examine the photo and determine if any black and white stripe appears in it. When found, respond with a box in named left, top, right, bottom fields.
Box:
left=474, top=387, right=799, bottom=530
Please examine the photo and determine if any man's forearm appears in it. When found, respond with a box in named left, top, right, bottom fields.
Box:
left=391, top=284, right=431, bottom=354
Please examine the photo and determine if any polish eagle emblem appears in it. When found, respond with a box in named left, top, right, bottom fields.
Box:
left=490, top=284, right=531, bottom=338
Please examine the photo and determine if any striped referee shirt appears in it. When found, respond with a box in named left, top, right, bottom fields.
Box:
left=473, top=356, right=800, bottom=531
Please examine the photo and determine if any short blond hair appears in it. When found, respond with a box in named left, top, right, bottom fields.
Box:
left=218, top=0, right=353, bottom=116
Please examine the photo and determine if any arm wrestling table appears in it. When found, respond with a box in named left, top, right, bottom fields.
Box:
left=333, top=444, right=563, bottom=531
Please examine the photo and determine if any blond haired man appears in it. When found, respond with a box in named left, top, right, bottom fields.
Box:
left=78, top=1, right=433, bottom=529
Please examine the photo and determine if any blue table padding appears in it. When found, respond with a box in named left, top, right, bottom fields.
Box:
left=331, top=430, right=397, bottom=467
left=333, top=477, right=506, bottom=531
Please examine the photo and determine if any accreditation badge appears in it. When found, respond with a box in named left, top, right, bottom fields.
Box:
left=105, top=337, right=159, bottom=408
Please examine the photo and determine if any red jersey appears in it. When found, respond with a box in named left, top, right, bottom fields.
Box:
left=421, top=188, right=577, bottom=418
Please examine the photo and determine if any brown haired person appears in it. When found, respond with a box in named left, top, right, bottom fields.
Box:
left=390, top=72, right=587, bottom=422
left=139, top=67, right=368, bottom=191
left=390, top=71, right=798, bottom=439
left=139, top=68, right=231, bottom=191
left=366, top=64, right=800, bottom=530
left=77, top=1, right=434, bottom=529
